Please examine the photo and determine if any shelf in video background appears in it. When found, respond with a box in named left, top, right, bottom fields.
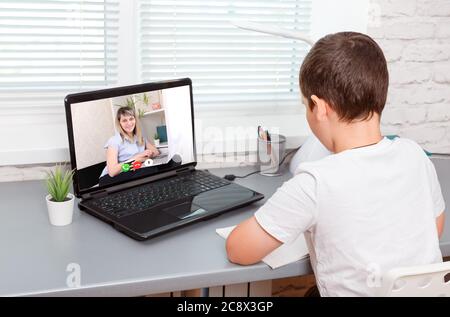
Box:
left=143, top=108, right=164, bottom=116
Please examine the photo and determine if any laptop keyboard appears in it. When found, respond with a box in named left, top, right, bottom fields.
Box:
left=88, top=170, right=230, bottom=218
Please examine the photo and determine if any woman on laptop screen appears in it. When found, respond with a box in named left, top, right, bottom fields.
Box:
left=99, top=106, right=160, bottom=186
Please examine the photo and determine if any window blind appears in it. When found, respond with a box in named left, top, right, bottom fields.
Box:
left=0, top=0, right=119, bottom=117
left=139, top=0, right=312, bottom=108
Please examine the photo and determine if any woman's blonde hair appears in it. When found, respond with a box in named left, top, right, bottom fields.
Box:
left=116, top=106, right=144, bottom=146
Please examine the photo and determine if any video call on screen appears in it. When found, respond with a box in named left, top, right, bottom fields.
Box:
left=70, top=84, right=195, bottom=191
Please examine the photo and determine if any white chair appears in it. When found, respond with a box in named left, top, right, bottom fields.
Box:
left=376, top=261, right=450, bottom=297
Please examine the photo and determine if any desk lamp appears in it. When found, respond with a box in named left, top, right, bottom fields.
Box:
left=231, top=21, right=315, bottom=46
left=232, top=21, right=320, bottom=173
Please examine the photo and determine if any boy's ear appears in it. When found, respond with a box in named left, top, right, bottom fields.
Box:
left=310, top=95, right=329, bottom=122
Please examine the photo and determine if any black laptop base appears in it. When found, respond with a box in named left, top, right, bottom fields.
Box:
left=79, top=169, right=264, bottom=241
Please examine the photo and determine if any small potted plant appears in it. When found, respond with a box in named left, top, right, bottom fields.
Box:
left=153, top=133, right=160, bottom=147
left=141, top=92, right=150, bottom=110
left=45, top=165, right=75, bottom=226
left=137, top=108, right=146, bottom=118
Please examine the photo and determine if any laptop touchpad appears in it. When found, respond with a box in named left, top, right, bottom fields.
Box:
left=163, top=202, right=208, bottom=219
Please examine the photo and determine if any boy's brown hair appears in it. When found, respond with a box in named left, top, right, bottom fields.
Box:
left=299, top=32, right=389, bottom=122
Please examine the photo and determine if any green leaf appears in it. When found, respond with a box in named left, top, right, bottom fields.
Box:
left=45, top=164, right=74, bottom=202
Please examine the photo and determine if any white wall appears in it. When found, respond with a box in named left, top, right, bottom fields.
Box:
left=71, top=99, right=114, bottom=169
left=163, top=85, right=195, bottom=163
left=368, top=0, right=450, bottom=152
left=311, top=0, right=369, bottom=41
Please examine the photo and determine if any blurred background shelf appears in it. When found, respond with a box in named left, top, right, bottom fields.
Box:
left=156, top=141, right=168, bottom=148
left=142, top=108, right=164, bottom=116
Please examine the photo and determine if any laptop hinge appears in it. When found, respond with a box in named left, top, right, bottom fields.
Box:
left=176, top=166, right=193, bottom=176
left=89, top=189, right=108, bottom=200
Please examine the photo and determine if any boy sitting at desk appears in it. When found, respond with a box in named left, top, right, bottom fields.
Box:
left=226, top=32, right=446, bottom=297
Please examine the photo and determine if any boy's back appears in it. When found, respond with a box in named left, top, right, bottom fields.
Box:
left=226, top=32, right=445, bottom=297
left=255, top=137, right=444, bottom=296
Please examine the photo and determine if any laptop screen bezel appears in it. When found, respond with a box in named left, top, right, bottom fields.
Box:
left=64, top=78, right=197, bottom=198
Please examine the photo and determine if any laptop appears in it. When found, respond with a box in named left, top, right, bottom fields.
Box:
left=65, top=78, right=264, bottom=240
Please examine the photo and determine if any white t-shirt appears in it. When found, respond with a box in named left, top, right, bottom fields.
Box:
left=289, top=134, right=331, bottom=174
left=255, top=137, right=445, bottom=297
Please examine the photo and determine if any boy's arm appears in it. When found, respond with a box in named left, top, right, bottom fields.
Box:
left=226, top=216, right=282, bottom=265
left=424, top=158, right=446, bottom=239
left=436, top=212, right=445, bottom=239
left=226, top=172, right=317, bottom=265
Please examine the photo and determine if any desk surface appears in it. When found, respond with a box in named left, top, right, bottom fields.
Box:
left=1, top=158, right=450, bottom=296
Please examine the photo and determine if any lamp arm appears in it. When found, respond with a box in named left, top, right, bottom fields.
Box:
left=231, top=21, right=315, bottom=46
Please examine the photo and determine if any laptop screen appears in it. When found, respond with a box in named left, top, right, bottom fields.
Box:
left=66, top=79, right=196, bottom=195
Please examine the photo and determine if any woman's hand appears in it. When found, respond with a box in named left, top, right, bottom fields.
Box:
left=145, top=141, right=160, bottom=158
left=133, top=148, right=159, bottom=162
left=149, top=148, right=160, bottom=158
left=132, top=151, right=152, bottom=162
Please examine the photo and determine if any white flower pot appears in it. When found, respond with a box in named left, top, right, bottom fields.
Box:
left=46, top=193, right=75, bottom=226
left=154, top=139, right=160, bottom=146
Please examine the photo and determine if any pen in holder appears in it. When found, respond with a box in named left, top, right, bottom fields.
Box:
left=257, top=133, right=286, bottom=176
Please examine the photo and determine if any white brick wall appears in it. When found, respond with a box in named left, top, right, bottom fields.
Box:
left=369, top=0, right=450, bottom=152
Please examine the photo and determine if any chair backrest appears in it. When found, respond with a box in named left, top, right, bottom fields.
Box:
left=376, top=261, right=450, bottom=297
